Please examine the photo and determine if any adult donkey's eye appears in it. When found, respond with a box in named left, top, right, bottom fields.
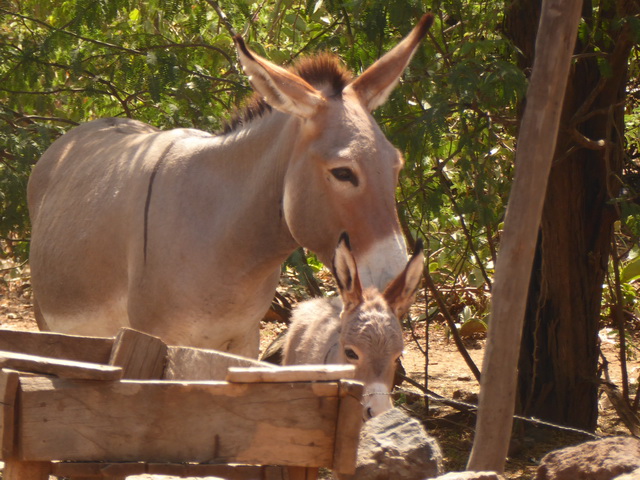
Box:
left=330, top=167, right=359, bottom=186
left=345, top=348, right=359, bottom=360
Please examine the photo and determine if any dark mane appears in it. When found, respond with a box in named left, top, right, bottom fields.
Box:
left=220, top=52, right=353, bottom=135
left=220, top=96, right=272, bottom=135
left=294, top=52, right=353, bottom=97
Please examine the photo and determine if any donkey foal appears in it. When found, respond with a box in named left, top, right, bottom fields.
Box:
left=283, top=233, right=424, bottom=420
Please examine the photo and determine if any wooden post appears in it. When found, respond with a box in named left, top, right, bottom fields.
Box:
left=1, top=369, right=52, bottom=480
left=0, top=369, right=19, bottom=459
left=3, top=460, right=51, bottom=480
left=466, top=0, right=583, bottom=473
left=332, top=380, right=364, bottom=475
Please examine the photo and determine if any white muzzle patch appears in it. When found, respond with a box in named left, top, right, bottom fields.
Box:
left=364, top=381, right=394, bottom=419
left=357, top=234, right=408, bottom=290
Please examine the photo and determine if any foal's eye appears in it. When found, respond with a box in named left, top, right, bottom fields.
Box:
left=330, top=167, right=359, bottom=186
left=344, top=348, right=359, bottom=360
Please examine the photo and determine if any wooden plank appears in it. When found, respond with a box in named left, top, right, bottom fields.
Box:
left=0, top=351, right=122, bottom=381
left=227, top=365, right=356, bottom=383
left=18, top=376, right=340, bottom=467
left=288, top=466, right=319, bottom=480
left=52, top=462, right=286, bottom=479
left=164, top=345, right=276, bottom=380
left=332, top=380, right=364, bottom=474
left=3, top=459, right=51, bottom=480
left=108, top=328, right=167, bottom=380
left=0, top=329, right=113, bottom=364
left=147, top=463, right=285, bottom=479
left=51, top=461, right=145, bottom=477
left=0, top=369, right=19, bottom=459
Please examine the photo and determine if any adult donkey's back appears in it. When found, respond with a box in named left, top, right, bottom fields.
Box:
left=28, top=15, right=433, bottom=357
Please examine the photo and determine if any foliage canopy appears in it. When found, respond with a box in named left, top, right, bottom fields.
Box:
left=1, top=0, right=524, bottom=287
left=1, top=0, right=638, bottom=340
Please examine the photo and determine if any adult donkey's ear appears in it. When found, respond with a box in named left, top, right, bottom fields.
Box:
left=234, top=36, right=326, bottom=118
left=332, top=232, right=364, bottom=313
left=383, top=239, right=424, bottom=319
left=345, top=14, right=433, bottom=111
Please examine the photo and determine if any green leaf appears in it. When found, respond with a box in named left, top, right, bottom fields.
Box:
left=285, top=13, right=308, bottom=32
left=621, top=256, right=640, bottom=285
left=129, top=8, right=140, bottom=23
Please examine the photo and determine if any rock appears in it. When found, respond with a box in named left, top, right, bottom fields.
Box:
left=614, top=467, right=640, bottom=480
left=426, top=472, right=505, bottom=480
left=341, top=407, right=443, bottom=480
left=535, top=436, right=640, bottom=480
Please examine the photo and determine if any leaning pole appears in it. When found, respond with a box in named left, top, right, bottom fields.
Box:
left=466, top=0, right=583, bottom=472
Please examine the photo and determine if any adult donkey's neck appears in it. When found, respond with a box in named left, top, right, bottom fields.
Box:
left=147, top=108, right=303, bottom=274
left=215, top=108, right=302, bottom=260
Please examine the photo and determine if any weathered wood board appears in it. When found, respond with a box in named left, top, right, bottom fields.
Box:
left=0, top=329, right=113, bottom=364
left=51, top=461, right=286, bottom=479
left=332, top=380, right=363, bottom=473
left=3, top=459, right=51, bottom=480
left=226, top=365, right=355, bottom=383
left=17, top=375, right=347, bottom=469
left=0, top=351, right=122, bottom=381
left=108, top=328, right=167, bottom=380
left=0, top=369, right=20, bottom=458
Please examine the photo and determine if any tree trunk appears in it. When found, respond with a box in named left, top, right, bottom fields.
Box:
left=506, top=0, right=636, bottom=430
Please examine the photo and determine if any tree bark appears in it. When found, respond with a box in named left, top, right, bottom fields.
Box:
left=506, top=0, right=636, bottom=430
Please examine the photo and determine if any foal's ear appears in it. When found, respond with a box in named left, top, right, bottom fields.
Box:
left=345, top=14, right=433, bottom=111
left=234, top=36, right=325, bottom=118
left=383, top=239, right=424, bottom=319
left=332, top=233, right=363, bottom=312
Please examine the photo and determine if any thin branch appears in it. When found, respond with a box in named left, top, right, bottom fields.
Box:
left=174, top=64, right=242, bottom=87
left=423, top=267, right=482, bottom=382
left=600, top=354, right=640, bottom=436
left=611, top=237, right=630, bottom=404
left=434, top=164, right=493, bottom=291
left=396, top=376, right=477, bottom=413
left=570, top=127, right=607, bottom=150
left=13, top=115, right=79, bottom=126
left=290, top=18, right=342, bottom=60
left=0, top=8, right=144, bottom=55
left=0, top=154, right=17, bottom=171
left=1, top=8, right=238, bottom=79
left=1, top=106, right=77, bottom=126
left=0, top=87, right=105, bottom=96
left=202, top=0, right=237, bottom=37
left=405, top=314, right=426, bottom=356
left=0, top=259, right=29, bottom=273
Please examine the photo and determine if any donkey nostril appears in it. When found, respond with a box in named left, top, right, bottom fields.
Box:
left=366, top=407, right=374, bottom=419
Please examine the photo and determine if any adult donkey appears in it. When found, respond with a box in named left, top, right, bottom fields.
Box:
left=28, top=15, right=433, bottom=357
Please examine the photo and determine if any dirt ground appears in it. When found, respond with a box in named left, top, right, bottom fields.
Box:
left=1, top=266, right=639, bottom=480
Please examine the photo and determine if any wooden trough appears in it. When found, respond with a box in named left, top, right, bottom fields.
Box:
left=0, top=328, right=363, bottom=480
